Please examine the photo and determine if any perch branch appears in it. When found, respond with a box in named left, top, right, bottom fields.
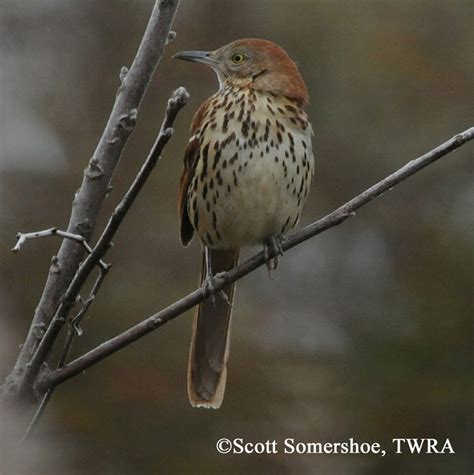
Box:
left=39, top=126, right=474, bottom=391
left=2, top=0, right=181, bottom=400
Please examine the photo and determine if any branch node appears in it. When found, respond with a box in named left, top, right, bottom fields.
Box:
left=166, top=30, right=176, bottom=44
left=75, top=220, right=92, bottom=236
left=32, top=324, right=47, bottom=340
left=119, top=66, right=129, bottom=83
left=85, top=158, right=105, bottom=181
left=171, top=86, right=190, bottom=106
left=102, top=261, right=112, bottom=272
left=33, top=364, right=53, bottom=400
left=50, top=256, right=61, bottom=274
left=72, top=189, right=81, bottom=206
left=117, top=109, right=138, bottom=132
left=72, top=321, right=84, bottom=337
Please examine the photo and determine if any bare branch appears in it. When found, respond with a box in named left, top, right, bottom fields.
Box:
left=70, top=267, right=110, bottom=338
left=12, top=228, right=85, bottom=253
left=15, top=87, right=188, bottom=398
left=2, top=0, right=181, bottom=400
left=20, top=264, right=111, bottom=442
left=8, top=84, right=188, bottom=439
left=20, top=391, right=52, bottom=444
left=39, top=126, right=474, bottom=392
left=11, top=228, right=109, bottom=270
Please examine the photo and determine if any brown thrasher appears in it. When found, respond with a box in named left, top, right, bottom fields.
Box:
left=175, top=39, right=314, bottom=408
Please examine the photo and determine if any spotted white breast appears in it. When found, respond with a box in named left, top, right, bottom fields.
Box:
left=187, top=86, right=314, bottom=249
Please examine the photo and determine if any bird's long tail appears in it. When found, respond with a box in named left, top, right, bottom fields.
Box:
left=187, top=248, right=239, bottom=409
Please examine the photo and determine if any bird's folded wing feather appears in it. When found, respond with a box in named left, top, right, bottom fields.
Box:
left=179, top=99, right=210, bottom=246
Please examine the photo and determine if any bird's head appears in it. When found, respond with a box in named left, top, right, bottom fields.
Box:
left=174, top=38, right=309, bottom=105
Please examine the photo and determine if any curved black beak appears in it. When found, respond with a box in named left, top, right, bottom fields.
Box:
left=173, top=50, right=217, bottom=67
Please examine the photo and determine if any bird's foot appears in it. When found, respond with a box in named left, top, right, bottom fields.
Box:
left=263, top=235, right=285, bottom=275
left=202, top=272, right=232, bottom=307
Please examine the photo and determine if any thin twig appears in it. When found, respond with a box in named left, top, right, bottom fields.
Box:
left=11, top=228, right=108, bottom=270
left=20, top=391, right=53, bottom=443
left=18, top=87, right=188, bottom=397
left=21, top=265, right=111, bottom=441
left=38, top=126, right=474, bottom=392
left=12, top=228, right=86, bottom=252
left=2, top=0, right=181, bottom=401
left=58, top=265, right=111, bottom=367
left=70, top=264, right=111, bottom=338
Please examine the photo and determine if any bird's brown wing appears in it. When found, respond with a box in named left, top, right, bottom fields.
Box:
left=178, top=99, right=210, bottom=246
left=178, top=136, right=199, bottom=246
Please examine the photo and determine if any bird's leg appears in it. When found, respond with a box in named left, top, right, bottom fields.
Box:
left=202, top=247, right=232, bottom=307
left=263, top=235, right=285, bottom=274
left=202, top=246, right=217, bottom=305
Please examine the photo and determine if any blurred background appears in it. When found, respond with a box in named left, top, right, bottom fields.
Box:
left=1, top=0, right=472, bottom=473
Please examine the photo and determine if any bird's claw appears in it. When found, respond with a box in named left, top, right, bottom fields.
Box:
left=202, top=272, right=232, bottom=307
left=264, top=236, right=285, bottom=274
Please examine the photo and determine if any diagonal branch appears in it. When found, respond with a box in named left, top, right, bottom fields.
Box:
left=17, top=87, right=188, bottom=398
left=2, top=0, right=181, bottom=400
left=11, top=85, right=187, bottom=437
left=39, top=126, right=474, bottom=392
left=21, top=266, right=110, bottom=443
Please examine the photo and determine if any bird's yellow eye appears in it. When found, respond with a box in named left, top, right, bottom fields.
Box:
left=231, top=53, right=245, bottom=64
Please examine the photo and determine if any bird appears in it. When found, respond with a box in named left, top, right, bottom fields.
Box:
left=174, top=38, right=314, bottom=408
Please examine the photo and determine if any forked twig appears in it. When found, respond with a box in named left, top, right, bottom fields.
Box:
left=21, top=265, right=110, bottom=442
left=12, top=228, right=109, bottom=270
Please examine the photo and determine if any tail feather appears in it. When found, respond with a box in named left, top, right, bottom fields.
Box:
left=187, top=248, right=239, bottom=409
